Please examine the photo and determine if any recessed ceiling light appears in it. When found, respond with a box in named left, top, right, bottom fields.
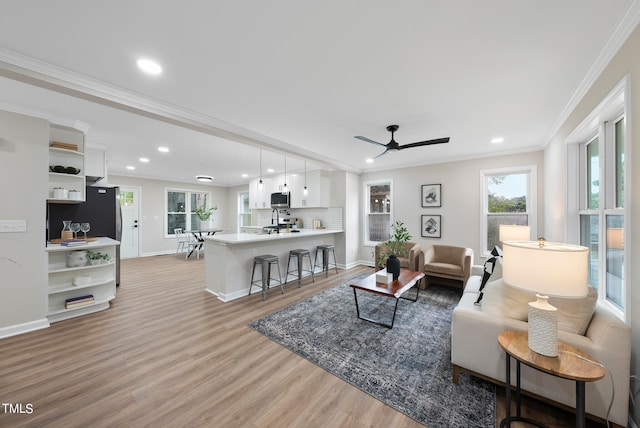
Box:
left=365, top=158, right=374, bottom=163
left=196, top=175, right=213, bottom=182
left=126, top=165, right=135, bottom=170
left=139, top=157, right=149, bottom=163
left=491, top=137, right=505, bottom=144
left=241, top=173, right=248, bottom=178
left=136, top=58, right=162, bottom=75
left=267, top=168, right=275, bottom=173
left=158, top=146, right=169, bottom=153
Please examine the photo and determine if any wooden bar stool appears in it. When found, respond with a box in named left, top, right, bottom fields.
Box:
left=285, top=249, right=315, bottom=287
left=249, top=254, right=284, bottom=300
left=314, top=244, right=338, bottom=277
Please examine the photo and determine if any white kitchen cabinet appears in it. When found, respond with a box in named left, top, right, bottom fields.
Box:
left=85, top=146, right=107, bottom=183
left=48, top=125, right=86, bottom=203
left=249, top=177, right=273, bottom=209
left=290, top=170, right=329, bottom=208
left=46, top=237, right=118, bottom=323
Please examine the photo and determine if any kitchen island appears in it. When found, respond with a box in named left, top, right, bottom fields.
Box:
left=203, top=228, right=343, bottom=301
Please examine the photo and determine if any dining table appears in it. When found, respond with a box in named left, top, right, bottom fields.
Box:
left=185, top=228, right=223, bottom=258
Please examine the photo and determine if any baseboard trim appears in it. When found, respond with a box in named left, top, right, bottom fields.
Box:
left=0, top=318, right=49, bottom=339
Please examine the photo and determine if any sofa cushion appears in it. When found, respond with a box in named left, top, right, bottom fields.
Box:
left=480, top=279, right=532, bottom=320
left=550, top=286, right=598, bottom=335
left=480, top=280, right=598, bottom=335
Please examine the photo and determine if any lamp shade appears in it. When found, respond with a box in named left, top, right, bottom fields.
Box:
left=502, top=241, right=588, bottom=298
left=499, top=224, right=531, bottom=241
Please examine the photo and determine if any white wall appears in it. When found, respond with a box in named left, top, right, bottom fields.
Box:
left=543, top=23, right=640, bottom=425
left=0, top=110, right=49, bottom=337
left=109, top=175, right=232, bottom=256
left=359, top=150, right=545, bottom=265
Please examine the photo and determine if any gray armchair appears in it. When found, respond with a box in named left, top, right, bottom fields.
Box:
left=421, top=245, right=473, bottom=289
left=375, top=242, right=422, bottom=272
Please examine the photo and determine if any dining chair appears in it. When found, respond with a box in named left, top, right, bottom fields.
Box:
left=173, top=228, right=192, bottom=256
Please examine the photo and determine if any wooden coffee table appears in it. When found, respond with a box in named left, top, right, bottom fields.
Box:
left=349, top=268, right=425, bottom=328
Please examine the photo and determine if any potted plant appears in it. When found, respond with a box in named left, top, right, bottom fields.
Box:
left=86, top=250, right=112, bottom=265
left=195, top=204, right=218, bottom=227
left=377, top=220, right=412, bottom=280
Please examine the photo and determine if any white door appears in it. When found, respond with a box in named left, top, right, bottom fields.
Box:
left=119, top=186, right=140, bottom=258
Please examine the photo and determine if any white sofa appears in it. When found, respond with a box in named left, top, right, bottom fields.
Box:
left=451, top=270, right=631, bottom=427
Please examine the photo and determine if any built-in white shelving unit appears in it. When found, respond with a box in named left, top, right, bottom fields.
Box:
left=46, top=237, right=119, bottom=323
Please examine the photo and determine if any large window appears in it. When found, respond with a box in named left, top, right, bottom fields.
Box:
left=364, top=181, right=392, bottom=245
left=480, top=166, right=537, bottom=255
left=578, top=116, right=625, bottom=312
left=166, top=189, right=212, bottom=236
left=567, top=77, right=628, bottom=321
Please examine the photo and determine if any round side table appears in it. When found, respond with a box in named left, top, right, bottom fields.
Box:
left=498, top=331, right=605, bottom=428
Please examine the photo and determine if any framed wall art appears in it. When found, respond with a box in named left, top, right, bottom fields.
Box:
left=421, top=215, right=442, bottom=238
left=421, top=184, right=441, bottom=207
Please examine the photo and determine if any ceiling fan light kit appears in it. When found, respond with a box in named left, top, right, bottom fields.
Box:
left=355, top=124, right=450, bottom=159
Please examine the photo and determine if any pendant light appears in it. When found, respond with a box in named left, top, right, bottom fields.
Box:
left=258, top=149, right=263, bottom=190
left=303, top=161, right=309, bottom=195
left=282, top=154, right=288, bottom=194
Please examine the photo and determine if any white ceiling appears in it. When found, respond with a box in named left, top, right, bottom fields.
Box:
left=0, top=1, right=638, bottom=186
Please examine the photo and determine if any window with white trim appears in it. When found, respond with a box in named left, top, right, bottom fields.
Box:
left=480, top=166, right=537, bottom=256
left=165, top=189, right=212, bottom=236
left=364, top=180, right=392, bottom=246
left=578, top=116, right=625, bottom=311
left=566, top=76, right=628, bottom=321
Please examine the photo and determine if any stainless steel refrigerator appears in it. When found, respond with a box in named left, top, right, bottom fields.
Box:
left=47, top=186, right=122, bottom=285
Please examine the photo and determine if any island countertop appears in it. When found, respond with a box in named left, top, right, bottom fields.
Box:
left=203, top=228, right=342, bottom=302
left=204, top=228, right=343, bottom=245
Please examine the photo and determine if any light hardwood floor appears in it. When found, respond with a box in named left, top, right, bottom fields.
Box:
left=0, top=255, right=604, bottom=427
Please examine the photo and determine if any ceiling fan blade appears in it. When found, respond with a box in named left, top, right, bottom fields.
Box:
left=372, top=149, right=389, bottom=159
left=354, top=135, right=387, bottom=147
left=398, top=137, right=450, bottom=150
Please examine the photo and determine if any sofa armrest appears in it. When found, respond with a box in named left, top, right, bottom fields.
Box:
left=462, top=248, right=473, bottom=285
left=422, top=246, right=435, bottom=266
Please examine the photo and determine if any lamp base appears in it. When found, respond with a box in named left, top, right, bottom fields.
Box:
left=528, top=294, right=558, bottom=357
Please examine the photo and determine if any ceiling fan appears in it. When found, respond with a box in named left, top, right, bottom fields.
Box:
left=355, top=125, right=450, bottom=159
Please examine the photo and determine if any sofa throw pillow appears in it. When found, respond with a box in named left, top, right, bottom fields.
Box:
left=474, top=246, right=503, bottom=304
left=480, top=279, right=533, bottom=321
left=551, top=286, right=598, bottom=335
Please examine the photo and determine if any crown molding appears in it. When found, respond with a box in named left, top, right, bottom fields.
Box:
left=544, top=0, right=640, bottom=145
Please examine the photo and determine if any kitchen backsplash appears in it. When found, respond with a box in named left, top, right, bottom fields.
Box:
left=252, top=207, right=343, bottom=230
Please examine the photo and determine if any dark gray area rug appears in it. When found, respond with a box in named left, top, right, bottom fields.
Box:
left=248, top=275, right=496, bottom=427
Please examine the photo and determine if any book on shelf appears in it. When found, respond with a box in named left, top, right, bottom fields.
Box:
left=66, top=299, right=95, bottom=309
left=60, top=239, right=88, bottom=247
left=65, top=294, right=94, bottom=305
left=65, top=294, right=94, bottom=309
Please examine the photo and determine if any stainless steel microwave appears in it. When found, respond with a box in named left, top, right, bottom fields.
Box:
left=270, top=192, right=290, bottom=208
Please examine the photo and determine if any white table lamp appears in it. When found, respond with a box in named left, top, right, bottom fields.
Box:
left=502, top=240, right=588, bottom=357
left=499, top=224, right=531, bottom=242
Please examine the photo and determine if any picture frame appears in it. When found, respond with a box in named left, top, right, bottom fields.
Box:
left=421, top=184, right=441, bottom=208
left=421, top=215, right=442, bottom=238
